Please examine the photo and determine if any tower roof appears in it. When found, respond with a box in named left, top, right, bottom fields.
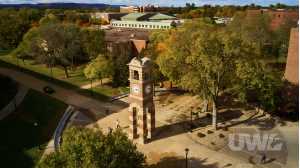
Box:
left=128, top=57, right=151, bottom=67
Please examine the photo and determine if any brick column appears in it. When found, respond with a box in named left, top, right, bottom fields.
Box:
left=129, top=107, right=137, bottom=139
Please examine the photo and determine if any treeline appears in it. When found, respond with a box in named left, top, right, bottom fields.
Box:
left=8, top=11, right=132, bottom=87
left=0, top=8, right=114, bottom=51
left=0, top=8, right=44, bottom=50
left=161, top=3, right=298, bottom=18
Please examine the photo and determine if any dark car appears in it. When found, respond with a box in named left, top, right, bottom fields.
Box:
left=43, top=86, right=55, bottom=94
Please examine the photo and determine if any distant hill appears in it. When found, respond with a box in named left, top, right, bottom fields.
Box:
left=0, top=3, right=121, bottom=9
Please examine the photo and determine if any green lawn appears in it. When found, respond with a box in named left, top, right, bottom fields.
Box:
left=0, top=90, right=67, bottom=167
left=92, top=85, right=130, bottom=97
left=0, top=54, right=89, bottom=87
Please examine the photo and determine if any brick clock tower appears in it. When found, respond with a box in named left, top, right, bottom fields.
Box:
left=128, top=57, right=155, bottom=144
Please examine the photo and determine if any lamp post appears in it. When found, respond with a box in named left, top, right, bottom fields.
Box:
left=185, top=148, right=189, bottom=168
left=190, top=106, right=193, bottom=131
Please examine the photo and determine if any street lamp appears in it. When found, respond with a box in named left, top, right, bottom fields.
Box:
left=185, top=148, right=189, bottom=168
left=190, top=106, right=193, bottom=132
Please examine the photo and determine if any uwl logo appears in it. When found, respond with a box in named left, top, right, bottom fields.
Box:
left=228, top=133, right=283, bottom=151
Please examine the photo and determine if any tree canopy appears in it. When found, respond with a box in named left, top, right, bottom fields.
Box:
left=0, top=8, right=43, bottom=50
left=153, top=18, right=282, bottom=129
left=38, top=126, right=146, bottom=168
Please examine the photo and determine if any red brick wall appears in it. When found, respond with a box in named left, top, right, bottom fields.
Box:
left=246, top=9, right=299, bottom=30
left=284, top=28, right=299, bottom=84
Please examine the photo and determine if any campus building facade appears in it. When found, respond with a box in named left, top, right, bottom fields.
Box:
left=111, top=12, right=179, bottom=30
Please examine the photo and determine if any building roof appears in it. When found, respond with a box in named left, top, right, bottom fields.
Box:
left=121, top=13, right=153, bottom=21
left=104, top=29, right=149, bottom=42
left=148, top=13, right=176, bottom=20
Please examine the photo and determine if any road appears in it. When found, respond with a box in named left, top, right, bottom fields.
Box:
left=0, top=67, right=127, bottom=118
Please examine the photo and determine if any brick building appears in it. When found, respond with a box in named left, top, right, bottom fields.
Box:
left=284, top=28, right=299, bottom=84
left=104, top=29, right=149, bottom=57
left=246, top=9, right=298, bottom=30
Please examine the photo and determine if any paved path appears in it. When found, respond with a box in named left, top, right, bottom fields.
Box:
left=80, top=78, right=110, bottom=89
left=277, top=124, right=299, bottom=168
left=0, top=67, right=127, bottom=118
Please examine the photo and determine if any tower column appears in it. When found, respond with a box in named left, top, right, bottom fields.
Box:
left=128, top=57, right=155, bottom=144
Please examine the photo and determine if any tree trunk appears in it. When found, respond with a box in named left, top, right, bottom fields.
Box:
left=100, top=79, right=103, bottom=85
left=63, top=67, right=69, bottom=78
left=202, top=99, right=208, bottom=112
left=212, top=101, right=217, bottom=130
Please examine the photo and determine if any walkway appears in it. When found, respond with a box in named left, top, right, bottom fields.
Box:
left=0, top=67, right=127, bottom=119
left=80, top=78, right=110, bottom=89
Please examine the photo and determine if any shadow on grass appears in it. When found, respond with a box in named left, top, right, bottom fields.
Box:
left=0, top=90, right=67, bottom=167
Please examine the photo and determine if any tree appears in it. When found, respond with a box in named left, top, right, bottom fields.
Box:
left=35, top=23, right=84, bottom=78
left=108, top=41, right=133, bottom=87
left=11, top=27, right=40, bottom=65
left=84, top=55, right=113, bottom=90
left=228, top=11, right=272, bottom=57
left=81, top=29, right=105, bottom=60
left=155, top=19, right=261, bottom=129
left=235, top=60, right=282, bottom=112
left=0, top=8, right=43, bottom=50
left=38, top=126, right=146, bottom=168
left=272, top=18, right=298, bottom=58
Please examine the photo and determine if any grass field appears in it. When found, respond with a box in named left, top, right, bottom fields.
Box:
left=0, top=54, right=89, bottom=87
left=0, top=90, right=67, bottom=167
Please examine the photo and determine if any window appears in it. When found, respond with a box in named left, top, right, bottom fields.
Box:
left=145, top=25, right=148, bottom=28
left=133, top=70, right=139, bottom=80
left=149, top=25, right=152, bottom=28
left=278, top=15, right=281, bottom=18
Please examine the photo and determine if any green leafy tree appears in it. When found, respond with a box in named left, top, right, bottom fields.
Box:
left=155, top=19, right=264, bottom=129
left=0, top=8, right=43, bottom=50
left=81, top=29, right=105, bottom=59
left=84, top=55, right=113, bottom=90
left=38, top=126, right=146, bottom=168
left=35, top=23, right=84, bottom=78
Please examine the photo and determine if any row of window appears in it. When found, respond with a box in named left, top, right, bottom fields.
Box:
left=112, top=23, right=171, bottom=29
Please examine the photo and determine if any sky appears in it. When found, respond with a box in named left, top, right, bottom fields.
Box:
left=0, top=0, right=298, bottom=7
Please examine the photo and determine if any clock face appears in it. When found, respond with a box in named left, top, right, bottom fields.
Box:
left=145, top=85, right=152, bottom=94
left=132, top=85, right=140, bottom=94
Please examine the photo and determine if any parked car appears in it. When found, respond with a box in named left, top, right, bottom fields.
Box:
left=43, top=86, right=55, bottom=94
